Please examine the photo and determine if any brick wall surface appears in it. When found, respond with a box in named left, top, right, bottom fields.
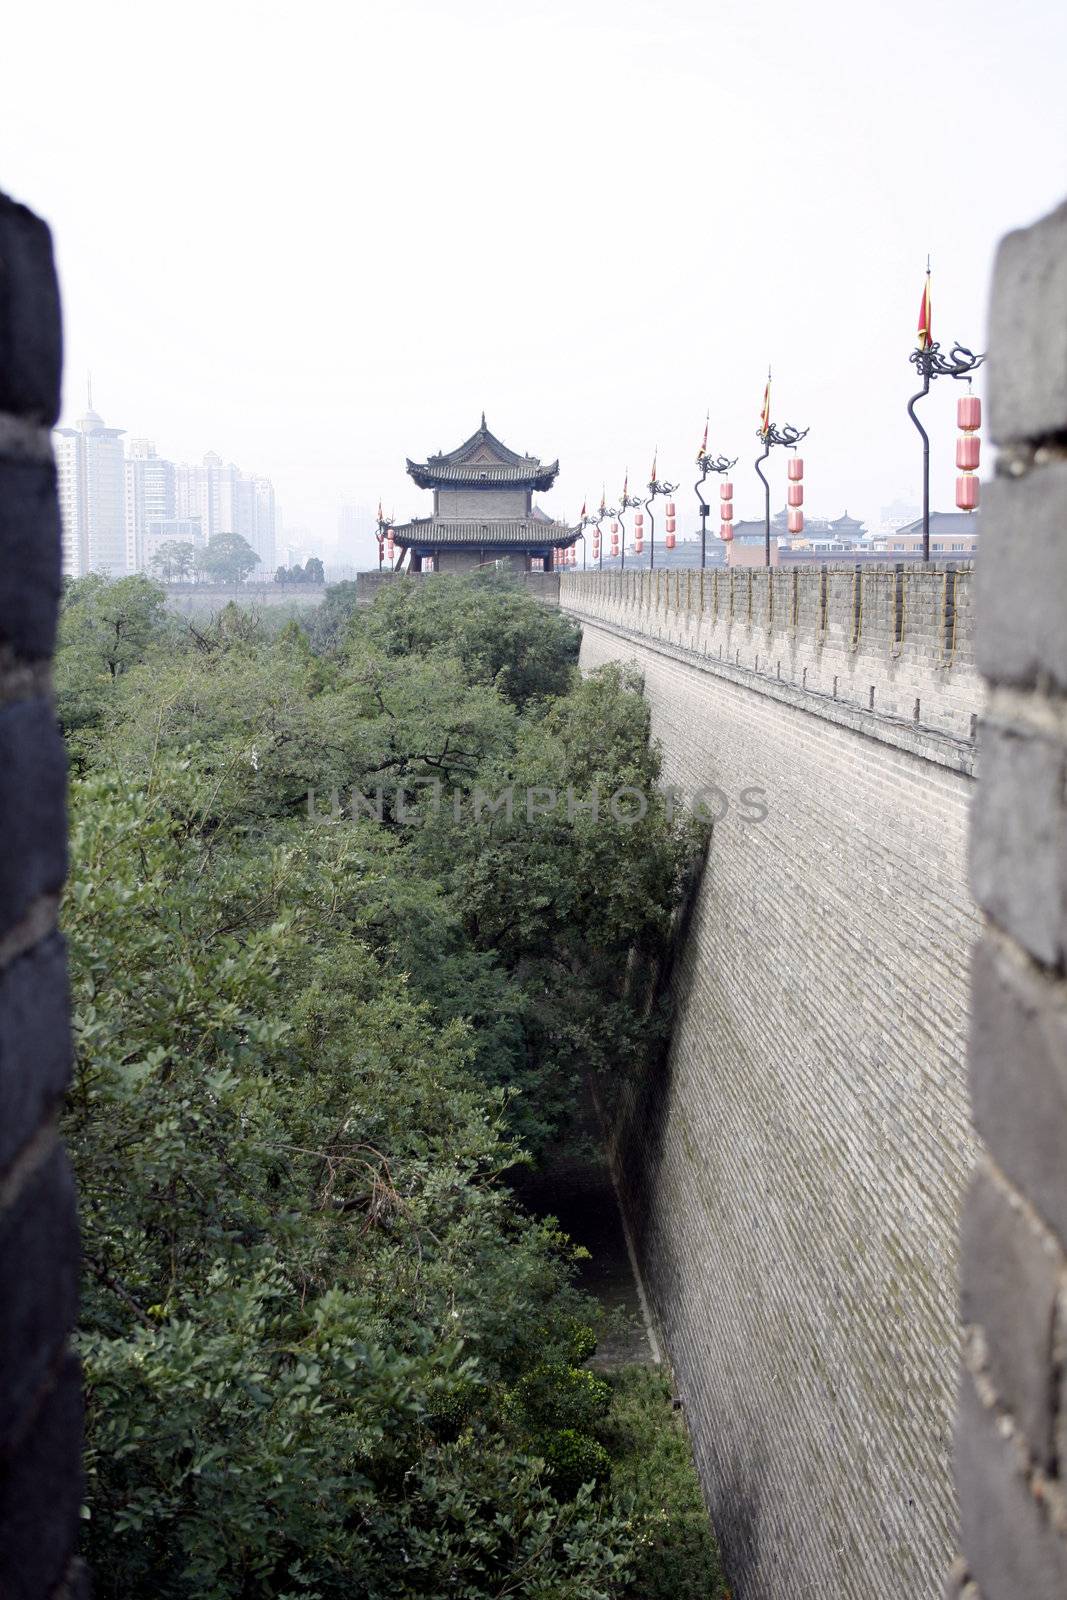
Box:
left=0, top=192, right=83, bottom=1600
left=947, top=197, right=1067, bottom=1600
left=562, top=564, right=981, bottom=1595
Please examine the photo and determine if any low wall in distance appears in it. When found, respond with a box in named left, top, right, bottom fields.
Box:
left=161, top=583, right=327, bottom=615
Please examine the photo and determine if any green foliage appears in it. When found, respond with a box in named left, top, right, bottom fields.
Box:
left=603, top=1369, right=729, bottom=1600
left=542, top=1431, right=614, bottom=1500
left=511, top=1363, right=612, bottom=1434
left=58, top=573, right=720, bottom=1598
left=54, top=573, right=169, bottom=747
left=201, top=530, right=261, bottom=583
left=358, top=572, right=581, bottom=709
left=149, top=539, right=197, bottom=581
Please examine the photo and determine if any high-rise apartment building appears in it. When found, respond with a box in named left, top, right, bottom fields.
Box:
left=124, top=438, right=178, bottom=573
left=54, top=402, right=127, bottom=578
left=174, top=452, right=276, bottom=578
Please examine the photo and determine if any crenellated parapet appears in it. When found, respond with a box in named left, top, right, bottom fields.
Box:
left=560, top=561, right=981, bottom=755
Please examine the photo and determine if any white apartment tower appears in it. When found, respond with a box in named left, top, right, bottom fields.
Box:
left=124, top=438, right=176, bottom=573
left=54, top=399, right=127, bottom=578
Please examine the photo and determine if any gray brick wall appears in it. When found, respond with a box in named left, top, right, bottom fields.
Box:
left=0, top=191, right=83, bottom=1600
left=948, top=197, right=1067, bottom=1600
left=562, top=565, right=981, bottom=1594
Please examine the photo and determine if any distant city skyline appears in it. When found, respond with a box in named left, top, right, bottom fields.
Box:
left=55, top=397, right=281, bottom=580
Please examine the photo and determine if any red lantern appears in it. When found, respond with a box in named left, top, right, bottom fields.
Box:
left=787, top=483, right=804, bottom=507
left=665, top=501, right=676, bottom=517
left=958, top=395, right=981, bottom=431
left=634, top=511, right=644, bottom=527
left=787, top=457, right=804, bottom=481
left=665, top=516, right=676, bottom=533
left=720, top=502, right=734, bottom=522
left=788, top=509, right=804, bottom=534
left=720, top=481, right=733, bottom=500
left=633, top=536, right=644, bottom=554
left=956, top=474, right=980, bottom=511
left=611, top=521, right=619, bottom=535
left=666, top=533, right=677, bottom=549
left=611, top=537, right=620, bottom=554
left=957, top=435, right=981, bottom=470
left=721, top=525, right=734, bottom=542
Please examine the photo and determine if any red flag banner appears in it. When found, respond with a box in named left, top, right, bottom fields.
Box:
left=621, top=471, right=628, bottom=503
left=650, top=449, right=658, bottom=483
left=759, top=378, right=771, bottom=436
left=917, top=271, right=932, bottom=351
left=697, top=415, right=708, bottom=463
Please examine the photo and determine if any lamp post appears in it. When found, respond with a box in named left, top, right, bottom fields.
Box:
left=595, top=503, right=618, bottom=570
left=618, top=480, right=642, bottom=571
left=573, top=509, right=598, bottom=570
left=644, top=467, right=678, bottom=572
left=907, top=291, right=985, bottom=562
left=755, top=423, right=807, bottom=567
left=695, top=451, right=737, bottom=568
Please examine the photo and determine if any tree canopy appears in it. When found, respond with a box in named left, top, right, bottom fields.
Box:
left=56, top=573, right=721, bottom=1600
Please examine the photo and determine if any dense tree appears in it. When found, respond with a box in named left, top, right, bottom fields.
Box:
left=57, top=574, right=722, bottom=1599
left=202, top=531, right=261, bottom=583
left=54, top=573, right=169, bottom=745
left=149, top=539, right=196, bottom=581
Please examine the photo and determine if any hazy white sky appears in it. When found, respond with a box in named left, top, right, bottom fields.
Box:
left=4, top=0, right=1065, bottom=554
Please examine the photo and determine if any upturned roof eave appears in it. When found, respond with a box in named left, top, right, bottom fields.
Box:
left=405, top=458, right=560, bottom=491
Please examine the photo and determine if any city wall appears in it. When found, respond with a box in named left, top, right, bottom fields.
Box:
left=161, top=581, right=327, bottom=616
left=559, top=562, right=982, bottom=1597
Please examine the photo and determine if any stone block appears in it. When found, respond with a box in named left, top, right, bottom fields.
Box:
left=0, top=459, right=62, bottom=659
left=0, top=194, right=62, bottom=426
left=955, top=1371, right=1067, bottom=1600
left=969, top=722, right=1066, bottom=967
left=0, top=699, right=67, bottom=938
left=976, top=468, right=1067, bottom=692
left=0, top=935, right=71, bottom=1174
left=0, top=1143, right=80, bottom=1445
left=988, top=198, right=1067, bottom=446
left=960, top=1163, right=1061, bottom=1467
left=969, top=935, right=1067, bottom=1246
left=0, top=1351, right=83, bottom=1600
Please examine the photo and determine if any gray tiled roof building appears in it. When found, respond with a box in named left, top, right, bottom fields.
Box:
left=391, top=416, right=578, bottom=572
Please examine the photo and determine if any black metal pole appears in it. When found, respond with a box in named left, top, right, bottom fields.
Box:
left=695, top=473, right=709, bottom=570
left=755, top=441, right=771, bottom=568
left=619, top=512, right=627, bottom=571
left=645, top=495, right=656, bottom=571
left=596, top=516, right=605, bottom=570
left=907, top=371, right=932, bottom=563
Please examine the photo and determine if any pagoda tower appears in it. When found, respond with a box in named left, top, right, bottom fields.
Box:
left=391, top=416, right=577, bottom=573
